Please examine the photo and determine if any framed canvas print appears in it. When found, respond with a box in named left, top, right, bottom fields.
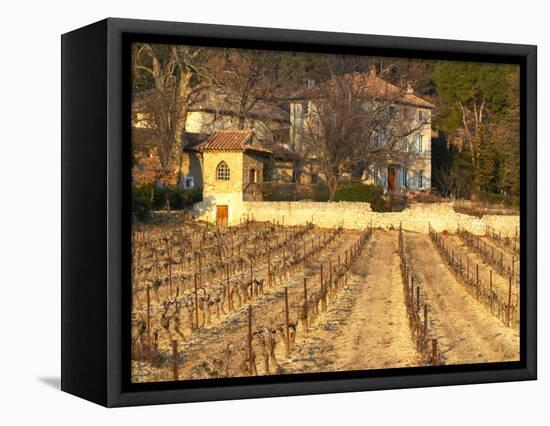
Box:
left=61, top=18, right=537, bottom=407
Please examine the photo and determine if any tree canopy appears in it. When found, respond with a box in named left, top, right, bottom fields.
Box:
left=432, top=61, right=519, bottom=199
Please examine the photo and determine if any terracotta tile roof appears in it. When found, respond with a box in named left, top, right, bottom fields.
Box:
left=194, top=130, right=272, bottom=154
left=289, top=71, right=435, bottom=109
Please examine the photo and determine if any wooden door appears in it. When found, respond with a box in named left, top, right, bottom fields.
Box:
left=216, top=205, right=228, bottom=226
left=387, top=167, right=396, bottom=192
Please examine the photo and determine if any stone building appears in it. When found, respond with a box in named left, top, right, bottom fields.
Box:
left=184, top=130, right=272, bottom=225
left=184, top=90, right=289, bottom=144
left=132, top=89, right=289, bottom=144
left=131, top=89, right=290, bottom=199
left=289, top=71, right=435, bottom=194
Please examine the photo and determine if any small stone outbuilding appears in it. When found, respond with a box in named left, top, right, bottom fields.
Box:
left=186, top=130, right=272, bottom=225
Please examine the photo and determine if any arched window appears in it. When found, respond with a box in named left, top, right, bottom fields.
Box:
left=216, top=161, right=230, bottom=180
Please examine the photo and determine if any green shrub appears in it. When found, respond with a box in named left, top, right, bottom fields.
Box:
left=167, top=187, right=185, bottom=210
left=132, top=185, right=152, bottom=221
left=335, top=181, right=384, bottom=204
left=151, top=185, right=168, bottom=210
left=312, top=183, right=329, bottom=202
left=166, top=186, right=203, bottom=209
left=186, top=187, right=203, bottom=205
left=133, top=184, right=203, bottom=217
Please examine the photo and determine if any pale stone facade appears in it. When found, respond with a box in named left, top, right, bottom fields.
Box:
left=289, top=73, right=434, bottom=194
left=360, top=106, right=432, bottom=193
left=185, top=111, right=283, bottom=142
left=199, top=151, right=245, bottom=225
left=189, top=131, right=271, bottom=224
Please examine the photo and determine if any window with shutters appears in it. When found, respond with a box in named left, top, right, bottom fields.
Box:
left=418, top=170, right=424, bottom=188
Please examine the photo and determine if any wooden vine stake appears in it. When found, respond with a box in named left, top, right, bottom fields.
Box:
left=168, top=258, right=173, bottom=297
left=250, top=259, right=254, bottom=298
left=226, top=264, right=231, bottom=311
left=154, top=249, right=159, bottom=280
left=172, top=340, right=179, bottom=381
left=284, top=287, right=290, bottom=356
left=329, top=260, right=333, bottom=299
left=432, top=339, right=438, bottom=366
left=423, top=304, right=428, bottom=348
left=194, top=273, right=199, bottom=329
left=268, top=249, right=272, bottom=288
left=146, top=286, right=151, bottom=355
left=198, top=252, right=202, bottom=286
left=489, top=270, right=493, bottom=314
left=476, top=264, right=479, bottom=300
left=410, top=276, right=415, bottom=306
left=303, top=278, right=308, bottom=332
left=507, top=275, right=512, bottom=326
left=320, top=263, right=326, bottom=311
left=248, top=304, right=254, bottom=376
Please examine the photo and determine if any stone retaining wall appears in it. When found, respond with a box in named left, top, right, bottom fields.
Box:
left=193, top=200, right=519, bottom=236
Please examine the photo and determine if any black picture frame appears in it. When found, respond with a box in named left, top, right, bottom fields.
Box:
left=61, top=17, right=537, bottom=407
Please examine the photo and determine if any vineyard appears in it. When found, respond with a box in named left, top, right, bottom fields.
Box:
left=131, top=219, right=520, bottom=382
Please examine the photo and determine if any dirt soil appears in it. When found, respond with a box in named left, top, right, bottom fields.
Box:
left=132, top=227, right=521, bottom=382
left=405, top=232, right=519, bottom=365
left=133, top=228, right=361, bottom=382
left=442, top=234, right=520, bottom=308
left=281, top=230, right=420, bottom=373
left=479, top=235, right=520, bottom=279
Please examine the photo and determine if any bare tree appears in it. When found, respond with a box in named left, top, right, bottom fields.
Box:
left=432, top=166, right=469, bottom=199
left=303, top=67, right=426, bottom=201
left=215, top=49, right=283, bottom=130
left=132, top=44, right=220, bottom=184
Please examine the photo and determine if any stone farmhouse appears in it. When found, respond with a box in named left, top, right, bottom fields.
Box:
left=289, top=71, right=434, bottom=194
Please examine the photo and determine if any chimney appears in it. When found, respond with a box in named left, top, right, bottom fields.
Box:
left=307, top=79, right=316, bottom=89
left=406, top=82, right=414, bottom=94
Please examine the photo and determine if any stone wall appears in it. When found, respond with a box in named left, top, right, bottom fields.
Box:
left=242, top=152, right=265, bottom=185
left=202, top=151, right=244, bottom=195
left=194, top=199, right=519, bottom=236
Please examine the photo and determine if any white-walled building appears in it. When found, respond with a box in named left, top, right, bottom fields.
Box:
left=289, top=71, right=434, bottom=194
